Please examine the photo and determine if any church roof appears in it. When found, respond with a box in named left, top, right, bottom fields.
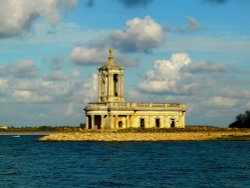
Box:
left=101, top=48, right=121, bottom=69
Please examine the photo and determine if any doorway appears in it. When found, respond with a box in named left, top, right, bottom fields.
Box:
left=94, top=115, right=101, bottom=129
left=118, top=121, right=123, bottom=128
left=170, top=119, right=175, bottom=128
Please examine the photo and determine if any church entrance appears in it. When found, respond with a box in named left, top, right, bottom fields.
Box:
left=94, top=115, right=101, bottom=129
left=117, top=115, right=126, bottom=128
left=118, top=121, right=123, bottom=128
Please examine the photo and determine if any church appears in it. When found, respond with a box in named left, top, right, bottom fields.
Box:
left=84, top=49, right=186, bottom=129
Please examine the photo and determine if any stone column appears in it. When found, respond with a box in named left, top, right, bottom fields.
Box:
left=101, top=115, right=104, bottom=129
left=110, top=114, right=113, bottom=129
left=116, top=74, right=120, bottom=97
left=108, top=74, right=113, bottom=99
left=98, top=74, right=101, bottom=102
left=120, top=73, right=124, bottom=101
left=91, top=115, right=95, bottom=129
left=85, top=115, right=89, bottom=129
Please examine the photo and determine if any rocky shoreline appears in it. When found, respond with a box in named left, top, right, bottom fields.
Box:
left=37, top=129, right=250, bottom=142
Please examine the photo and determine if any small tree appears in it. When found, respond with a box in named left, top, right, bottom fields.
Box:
left=229, top=111, right=250, bottom=128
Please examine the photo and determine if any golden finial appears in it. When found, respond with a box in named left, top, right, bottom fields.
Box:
left=109, top=48, right=113, bottom=59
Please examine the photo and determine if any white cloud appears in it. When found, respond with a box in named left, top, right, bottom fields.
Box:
left=90, top=16, right=164, bottom=53
left=205, top=96, right=239, bottom=108
left=82, top=74, right=98, bottom=103
left=70, top=47, right=106, bottom=65
left=16, top=79, right=71, bottom=98
left=0, top=0, right=77, bottom=37
left=12, top=90, right=52, bottom=103
left=137, top=53, right=195, bottom=94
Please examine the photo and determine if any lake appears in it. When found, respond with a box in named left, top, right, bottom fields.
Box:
left=0, top=135, right=249, bottom=187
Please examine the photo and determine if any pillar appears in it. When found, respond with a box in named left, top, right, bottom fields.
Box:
left=120, top=73, right=124, bottom=99
left=101, top=115, right=104, bottom=129
left=85, top=115, right=89, bottom=129
left=91, top=115, right=95, bottom=129
left=109, top=114, right=113, bottom=129
left=108, top=74, right=113, bottom=98
left=98, top=74, right=101, bottom=102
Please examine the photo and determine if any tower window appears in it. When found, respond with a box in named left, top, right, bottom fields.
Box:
left=114, top=74, right=118, bottom=96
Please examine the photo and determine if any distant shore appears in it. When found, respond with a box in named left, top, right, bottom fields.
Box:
left=37, top=128, right=250, bottom=142
left=0, top=131, right=54, bottom=136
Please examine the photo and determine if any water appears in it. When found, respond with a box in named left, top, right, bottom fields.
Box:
left=0, top=136, right=249, bottom=188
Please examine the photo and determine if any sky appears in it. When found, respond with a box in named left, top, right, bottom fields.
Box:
left=0, top=0, right=250, bottom=127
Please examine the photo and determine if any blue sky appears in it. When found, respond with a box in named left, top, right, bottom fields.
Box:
left=0, top=0, right=250, bottom=127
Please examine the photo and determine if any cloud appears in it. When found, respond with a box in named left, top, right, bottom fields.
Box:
left=70, top=47, right=106, bottom=65
left=118, top=0, right=154, bottom=8
left=3, top=60, right=40, bottom=78
left=0, top=0, right=77, bottom=38
left=182, top=61, right=230, bottom=73
left=90, top=16, right=164, bottom=53
left=137, top=53, right=196, bottom=95
left=70, top=47, right=139, bottom=67
left=16, top=79, right=71, bottom=98
left=50, top=55, right=64, bottom=70
left=44, top=71, right=68, bottom=81
left=163, top=16, right=201, bottom=32
left=82, top=74, right=98, bottom=103
left=12, top=90, right=52, bottom=103
left=205, top=96, right=238, bottom=108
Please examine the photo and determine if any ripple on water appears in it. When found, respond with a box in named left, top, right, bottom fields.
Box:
left=0, top=136, right=249, bottom=188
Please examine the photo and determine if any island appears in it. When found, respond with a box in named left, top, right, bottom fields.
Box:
left=37, top=127, right=250, bottom=142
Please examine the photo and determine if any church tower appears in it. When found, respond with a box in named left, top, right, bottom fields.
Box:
left=97, top=48, right=125, bottom=103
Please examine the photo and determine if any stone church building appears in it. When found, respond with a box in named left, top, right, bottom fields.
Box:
left=84, top=49, right=186, bottom=129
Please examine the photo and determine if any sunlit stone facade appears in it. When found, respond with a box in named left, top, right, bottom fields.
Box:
left=84, top=49, right=186, bottom=129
